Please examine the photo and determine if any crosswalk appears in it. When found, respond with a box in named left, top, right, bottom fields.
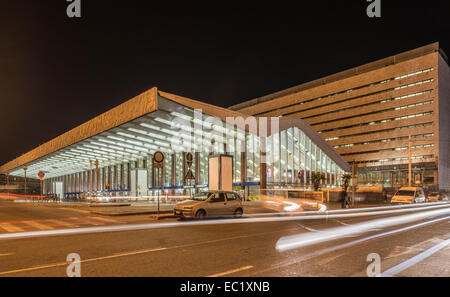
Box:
left=0, top=216, right=124, bottom=234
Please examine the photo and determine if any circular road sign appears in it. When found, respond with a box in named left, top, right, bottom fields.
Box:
left=153, top=151, right=164, bottom=164
left=38, top=171, right=45, bottom=181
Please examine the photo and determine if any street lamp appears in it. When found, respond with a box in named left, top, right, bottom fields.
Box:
left=23, top=166, right=28, bottom=195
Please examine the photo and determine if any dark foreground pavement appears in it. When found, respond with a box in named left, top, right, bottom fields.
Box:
left=0, top=200, right=449, bottom=277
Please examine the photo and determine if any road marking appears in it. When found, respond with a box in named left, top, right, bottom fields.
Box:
left=89, top=216, right=120, bottom=223
left=60, top=208, right=91, bottom=214
left=250, top=215, right=450, bottom=276
left=380, top=238, right=450, bottom=277
left=276, top=207, right=450, bottom=251
left=0, top=223, right=24, bottom=233
left=295, top=223, right=317, bottom=232
left=0, top=227, right=300, bottom=276
left=208, top=265, right=254, bottom=277
left=0, top=247, right=167, bottom=276
left=1, top=203, right=449, bottom=241
left=333, top=219, right=350, bottom=226
left=317, top=253, right=345, bottom=265
left=22, top=221, right=54, bottom=230
left=46, top=219, right=79, bottom=228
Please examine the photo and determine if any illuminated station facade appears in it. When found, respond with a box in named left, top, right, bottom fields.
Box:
left=0, top=89, right=350, bottom=199
left=231, top=43, right=450, bottom=191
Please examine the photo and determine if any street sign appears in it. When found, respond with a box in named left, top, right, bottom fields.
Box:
left=153, top=151, right=164, bottom=168
left=38, top=171, right=45, bottom=181
left=185, top=169, right=195, bottom=180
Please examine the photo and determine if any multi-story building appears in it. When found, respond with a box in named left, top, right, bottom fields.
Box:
left=230, top=43, right=450, bottom=191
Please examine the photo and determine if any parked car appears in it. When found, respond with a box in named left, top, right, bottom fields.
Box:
left=427, top=192, right=449, bottom=202
left=174, top=191, right=244, bottom=219
left=391, top=187, right=426, bottom=204
left=427, top=192, right=441, bottom=202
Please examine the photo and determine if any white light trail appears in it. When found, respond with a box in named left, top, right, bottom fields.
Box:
left=379, top=238, right=450, bottom=277
left=275, top=207, right=450, bottom=252
left=0, top=204, right=449, bottom=241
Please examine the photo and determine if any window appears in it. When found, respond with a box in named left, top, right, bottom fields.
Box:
left=226, top=193, right=238, bottom=201
left=210, top=193, right=225, bottom=202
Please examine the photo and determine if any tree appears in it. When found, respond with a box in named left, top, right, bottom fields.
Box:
left=311, top=172, right=325, bottom=191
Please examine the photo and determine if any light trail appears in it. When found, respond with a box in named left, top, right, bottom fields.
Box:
left=250, top=215, right=450, bottom=275
left=379, top=238, right=450, bottom=277
left=0, top=203, right=448, bottom=241
left=250, top=201, right=450, bottom=218
left=275, top=207, right=450, bottom=251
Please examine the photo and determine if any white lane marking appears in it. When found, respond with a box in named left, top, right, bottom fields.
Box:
left=0, top=247, right=167, bottom=276
left=295, top=223, right=317, bottom=232
left=333, top=219, right=350, bottom=226
left=46, top=219, right=79, bottom=228
left=380, top=238, right=450, bottom=277
left=22, top=221, right=54, bottom=230
left=1, top=204, right=449, bottom=241
left=250, top=215, right=450, bottom=276
left=0, top=223, right=24, bottom=233
left=0, top=227, right=300, bottom=276
left=208, top=265, right=254, bottom=277
left=276, top=208, right=450, bottom=251
left=89, top=216, right=120, bottom=223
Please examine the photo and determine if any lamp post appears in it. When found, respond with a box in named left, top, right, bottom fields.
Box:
left=23, top=166, right=28, bottom=195
left=408, top=135, right=412, bottom=187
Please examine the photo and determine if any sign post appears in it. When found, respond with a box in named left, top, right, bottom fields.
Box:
left=23, top=166, right=28, bottom=195
left=153, top=152, right=164, bottom=218
left=38, top=171, right=46, bottom=196
left=185, top=153, right=195, bottom=199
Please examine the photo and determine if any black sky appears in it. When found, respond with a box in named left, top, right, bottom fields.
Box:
left=0, top=0, right=449, bottom=166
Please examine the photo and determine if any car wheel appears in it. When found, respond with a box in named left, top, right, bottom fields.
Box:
left=195, top=209, right=206, bottom=219
left=234, top=208, right=243, bottom=218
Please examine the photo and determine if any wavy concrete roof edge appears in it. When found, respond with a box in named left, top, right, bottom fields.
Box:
left=160, top=92, right=349, bottom=171
left=0, top=87, right=158, bottom=174
left=1, top=88, right=350, bottom=174
left=229, top=42, right=442, bottom=112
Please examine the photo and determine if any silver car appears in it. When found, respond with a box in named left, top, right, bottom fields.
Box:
left=174, top=191, right=244, bottom=219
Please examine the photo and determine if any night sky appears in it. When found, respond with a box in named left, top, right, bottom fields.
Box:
left=0, top=1, right=449, bottom=166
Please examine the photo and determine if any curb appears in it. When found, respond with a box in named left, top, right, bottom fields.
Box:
left=91, top=210, right=174, bottom=216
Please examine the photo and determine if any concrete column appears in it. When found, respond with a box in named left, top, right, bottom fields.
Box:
left=195, top=152, right=200, bottom=184
left=171, top=154, right=176, bottom=195
left=120, top=164, right=124, bottom=190
left=260, top=136, right=267, bottom=190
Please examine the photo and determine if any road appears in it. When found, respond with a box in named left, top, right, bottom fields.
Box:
left=0, top=200, right=449, bottom=277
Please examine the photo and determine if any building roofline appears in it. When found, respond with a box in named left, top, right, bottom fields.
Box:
left=229, top=42, right=441, bottom=111
left=1, top=88, right=350, bottom=174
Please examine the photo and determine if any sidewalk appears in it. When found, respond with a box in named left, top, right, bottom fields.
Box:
left=90, top=204, right=175, bottom=216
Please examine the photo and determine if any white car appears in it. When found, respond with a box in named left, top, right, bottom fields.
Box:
left=174, top=191, right=244, bottom=219
left=391, top=187, right=426, bottom=204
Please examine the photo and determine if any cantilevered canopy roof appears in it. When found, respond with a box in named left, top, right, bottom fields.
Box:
left=0, top=88, right=350, bottom=179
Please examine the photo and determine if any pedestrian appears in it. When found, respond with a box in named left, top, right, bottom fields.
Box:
left=341, top=187, right=347, bottom=208
left=344, top=192, right=351, bottom=208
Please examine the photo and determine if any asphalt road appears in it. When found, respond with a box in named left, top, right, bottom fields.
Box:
left=0, top=200, right=449, bottom=277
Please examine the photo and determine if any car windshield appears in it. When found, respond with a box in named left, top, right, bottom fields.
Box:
left=429, top=193, right=438, bottom=196
left=396, top=190, right=415, bottom=196
left=192, top=192, right=211, bottom=201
